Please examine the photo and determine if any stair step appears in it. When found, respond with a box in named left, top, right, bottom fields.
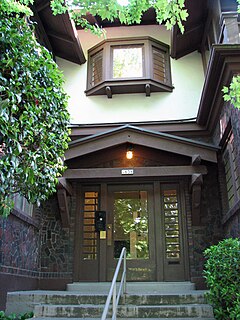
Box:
left=67, top=282, right=196, bottom=294
left=7, top=292, right=207, bottom=306
left=34, top=303, right=214, bottom=318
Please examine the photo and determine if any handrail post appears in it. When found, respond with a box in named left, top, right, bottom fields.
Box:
left=101, top=247, right=127, bottom=320
left=112, top=283, right=117, bottom=320
left=123, top=248, right=127, bottom=294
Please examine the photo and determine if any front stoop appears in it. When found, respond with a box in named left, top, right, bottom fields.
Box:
left=6, top=282, right=215, bottom=320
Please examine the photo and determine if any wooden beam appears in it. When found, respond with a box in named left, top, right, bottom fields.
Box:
left=47, top=31, right=75, bottom=44
left=191, top=154, right=202, bottom=166
left=191, top=174, right=203, bottom=226
left=57, top=189, right=70, bottom=228
left=64, top=165, right=207, bottom=179
left=58, top=177, right=73, bottom=195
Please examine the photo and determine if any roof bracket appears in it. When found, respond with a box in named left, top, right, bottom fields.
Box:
left=106, top=86, right=112, bottom=99
left=145, top=83, right=151, bottom=97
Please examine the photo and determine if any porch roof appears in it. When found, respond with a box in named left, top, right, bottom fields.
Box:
left=66, top=125, right=219, bottom=163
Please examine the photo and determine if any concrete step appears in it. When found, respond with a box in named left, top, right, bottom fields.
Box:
left=6, top=291, right=207, bottom=310
left=34, top=303, right=214, bottom=318
left=67, top=282, right=196, bottom=294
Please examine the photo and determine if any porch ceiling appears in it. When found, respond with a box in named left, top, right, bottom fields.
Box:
left=66, top=125, right=219, bottom=163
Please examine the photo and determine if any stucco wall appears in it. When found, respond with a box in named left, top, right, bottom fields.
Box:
left=57, top=25, right=204, bottom=124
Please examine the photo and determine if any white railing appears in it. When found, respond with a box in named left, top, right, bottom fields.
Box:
left=101, top=247, right=127, bottom=320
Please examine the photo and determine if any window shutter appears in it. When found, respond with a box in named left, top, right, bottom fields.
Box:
left=90, top=50, right=103, bottom=87
left=152, top=46, right=167, bottom=83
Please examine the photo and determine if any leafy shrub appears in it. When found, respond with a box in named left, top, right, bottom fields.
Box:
left=0, top=311, right=33, bottom=320
left=204, top=238, right=240, bottom=320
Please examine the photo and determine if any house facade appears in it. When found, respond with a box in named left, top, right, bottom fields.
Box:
left=0, top=0, right=240, bottom=310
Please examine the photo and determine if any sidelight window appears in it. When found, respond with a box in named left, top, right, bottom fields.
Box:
left=82, top=191, right=99, bottom=260
left=163, top=189, right=181, bottom=261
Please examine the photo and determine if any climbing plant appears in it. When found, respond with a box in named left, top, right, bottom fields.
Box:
left=0, top=0, right=70, bottom=216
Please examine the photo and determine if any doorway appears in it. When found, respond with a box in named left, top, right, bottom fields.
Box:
left=76, top=181, right=189, bottom=282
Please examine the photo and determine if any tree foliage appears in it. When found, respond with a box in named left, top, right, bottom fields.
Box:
left=50, top=0, right=188, bottom=35
left=0, top=1, right=70, bottom=216
left=222, top=76, right=240, bottom=110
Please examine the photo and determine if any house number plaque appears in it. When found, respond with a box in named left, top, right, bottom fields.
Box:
left=121, top=169, right=134, bottom=175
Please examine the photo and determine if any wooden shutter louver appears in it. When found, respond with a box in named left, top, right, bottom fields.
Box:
left=90, top=50, right=103, bottom=87
left=152, top=46, right=167, bottom=83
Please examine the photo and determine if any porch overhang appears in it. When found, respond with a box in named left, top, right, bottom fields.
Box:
left=66, top=125, right=219, bottom=163
left=63, top=165, right=207, bottom=179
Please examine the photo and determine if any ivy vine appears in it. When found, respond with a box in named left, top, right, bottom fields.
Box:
left=0, top=2, right=70, bottom=216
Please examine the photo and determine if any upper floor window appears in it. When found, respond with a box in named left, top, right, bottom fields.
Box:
left=223, top=130, right=240, bottom=210
left=85, top=37, right=173, bottom=98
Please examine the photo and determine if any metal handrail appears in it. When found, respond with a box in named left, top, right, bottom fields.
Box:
left=101, top=247, right=127, bottom=320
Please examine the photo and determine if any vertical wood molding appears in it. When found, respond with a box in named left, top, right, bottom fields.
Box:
left=57, top=189, right=70, bottom=228
left=191, top=174, right=203, bottom=226
left=99, top=183, right=107, bottom=281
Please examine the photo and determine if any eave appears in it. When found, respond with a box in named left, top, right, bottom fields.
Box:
left=197, top=44, right=240, bottom=132
left=32, top=0, right=86, bottom=65
left=171, top=0, right=207, bottom=59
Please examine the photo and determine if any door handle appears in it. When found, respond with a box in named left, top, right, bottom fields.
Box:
left=107, top=224, right=112, bottom=246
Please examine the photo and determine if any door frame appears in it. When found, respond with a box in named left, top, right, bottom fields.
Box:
left=74, top=179, right=190, bottom=282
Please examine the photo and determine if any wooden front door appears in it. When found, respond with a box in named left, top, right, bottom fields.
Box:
left=76, top=181, right=189, bottom=282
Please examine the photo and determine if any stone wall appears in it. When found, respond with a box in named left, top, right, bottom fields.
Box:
left=187, top=163, right=223, bottom=288
left=0, top=211, right=40, bottom=310
left=39, top=196, right=73, bottom=277
left=0, top=212, right=40, bottom=276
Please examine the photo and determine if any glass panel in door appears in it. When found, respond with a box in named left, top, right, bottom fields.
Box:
left=107, top=185, right=155, bottom=281
left=113, top=190, right=149, bottom=260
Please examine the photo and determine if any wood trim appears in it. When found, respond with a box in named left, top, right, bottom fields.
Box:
left=69, top=121, right=205, bottom=138
left=58, top=177, right=73, bottom=195
left=73, top=184, right=81, bottom=281
left=57, top=189, right=70, bottom=228
left=191, top=174, right=203, bottom=226
left=197, top=45, right=240, bottom=131
left=64, top=165, right=207, bottom=179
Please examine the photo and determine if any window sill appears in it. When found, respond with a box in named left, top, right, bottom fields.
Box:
left=222, top=199, right=240, bottom=225
left=85, top=79, right=174, bottom=98
left=11, top=208, right=40, bottom=229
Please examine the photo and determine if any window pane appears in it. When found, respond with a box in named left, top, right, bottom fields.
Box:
left=82, top=191, right=98, bottom=260
left=113, top=190, right=149, bottom=260
left=113, top=46, right=143, bottom=78
left=163, top=189, right=181, bottom=261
